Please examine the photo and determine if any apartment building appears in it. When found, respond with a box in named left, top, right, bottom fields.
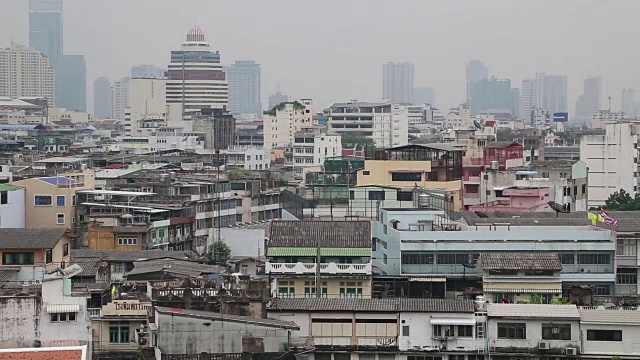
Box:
left=263, top=99, right=314, bottom=149
left=0, top=184, right=25, bottom=227
left=292, top=130, right=342, bottom=180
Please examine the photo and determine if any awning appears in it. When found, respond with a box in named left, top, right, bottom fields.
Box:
left=483, top=288, right=560, bottom=294
left=408, top=277, right=446, bottom=282
left=46, top=304, right=80, bottom=313
left=430, top=318, right=476, bottom=325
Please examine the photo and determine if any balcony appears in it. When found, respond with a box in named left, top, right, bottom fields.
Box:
left=88, top=308, right=101, bottom=318
left=266, top=262, right=372, bottom=275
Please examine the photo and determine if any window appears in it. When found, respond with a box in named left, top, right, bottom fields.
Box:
left=618, top=239, right=637, bottom=256
left=617, top=268, right=637, bottom=284
left=109, top=325, right=130, bottom=344
left=433, top=325, right=454, bottom=337
left=118, top=237, right=138, bottom=245
left=63, top=243, right=69, bottom=257
left=402, top=252, right=434, bottom=264
left=349, top=190, right=355, bottom=200
left=397, top=191, right=413, bottom=201
left=2, top=252, right=34, bottom=265
left=542, top=323, right=571, bottom=340
left=50, top=312, right=77, bottom=322
left=457, top=325, right=473, bottom=337
left=363, top=171, right=370, bottom=175
left=594, top=285, right=611, bottom=295
left=437, top=253, right=470, bottom=265
left=391, top=172, right=422, bottom=182
left=45, top=249, right=52, bottom=264
left=56, top=195, right=66, bottom=207
left=56, top=213, right=65, bottom=225
left=587, top=329, right=622, bottom=342
left=304, top=281, right=327, bottom=298
left=407, top=356, right=442, bottom=360
left=368, top=191, right=385, bottom=200
left=402, top=325, right=410, bottom=336
left=339, top=282, right=363, bottom=298
left=0, top=191, right=6, bottom=205
left=497, top=323, right=526, bottom=339
left=110, top=262, right=124, bottom=273
left=34, top=195, right=52, bottom=206
left=278, top=280, right=295, bottom=298
left=559, top=253, right=575, bottom=264
left=578, top=253, right=610, bottom=265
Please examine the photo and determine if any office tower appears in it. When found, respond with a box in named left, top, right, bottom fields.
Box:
left=165, top=27, right=228, bottom=113
left=520, top=78, right=538, bottom=120
left=469, top=77, right=512, bottom=116
left=622, top=89, right=638, bottom=116
left=268, top=91, right=289, bottom=108
left=510, top=88, right=520, bottom=119
left=382, top=62, right=414, bottom=104
left=575, top=76, right=602, bottom=120
left=93, top=77, right=111, bottom=119
left=131, top=65, right=165, bottom=78
left=537, top=73, right=568, bottom=114
left=0, top=43, right=55, bottom=105
left=466, top=60, right=489, bottom=103
left=29, top=0, right=63, bottom=67
left=110, top=77, right=130, bottom=121
left=226, top=61, right=262, bottom=116
left=413, top=86, right=436, bottom=105
left=125, top=78, right=167, bottom=136
left=56, top=55, right=86, bottom=111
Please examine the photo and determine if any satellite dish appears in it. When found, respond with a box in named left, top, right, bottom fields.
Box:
left=473, top=119, right=483, bottom=129
left=62, top=264, right=83, bottom=278
left=548, top=201, right=570, bottom=216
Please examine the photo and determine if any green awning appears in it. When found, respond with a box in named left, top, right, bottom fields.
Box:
left=267, top=247, right=371, bottom=257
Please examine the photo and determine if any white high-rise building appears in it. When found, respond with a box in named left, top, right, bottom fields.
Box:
left=383, top=62, right=414, bottom=104
left=538, top=73, right=568, bottom=115
left=580, top=122, right=638, bottom=207
left=0, top=43, right=55, bottom=105
left=124, top=77, right=167, bottom=136
left=292, top=131, right=342, bottom=179
left=263, top=99, right=314, bottom=149
left=520, top=78, right=537, bottom=120
left=110, top=77, right=130, bottom=121
left=165, top=27, right=228, bottom=113
left=327, top=101, right=409, bottom=148
left=443, top=104, right=473, bottom=130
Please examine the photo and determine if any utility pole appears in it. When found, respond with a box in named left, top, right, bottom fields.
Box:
left=315, top=235, right=321, bottom=298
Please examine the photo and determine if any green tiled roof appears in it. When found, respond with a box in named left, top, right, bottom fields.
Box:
left=267, top=247, right=371, bottom=257
left=0, top=184, right=23, bottom=192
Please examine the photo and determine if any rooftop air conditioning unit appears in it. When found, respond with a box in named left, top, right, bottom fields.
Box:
left=538, top=341, right=550, bottom=350
left=565, top=348, right=577, bottom=356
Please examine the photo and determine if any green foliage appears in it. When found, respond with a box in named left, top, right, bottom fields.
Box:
left=604, top=189, right=640, bottom=211
left=341, top=131, right=375, bottom=149
left=496, top=128, right=513, bottom=141
left=206, top=241, right=231, bottom=266
left=263, top=101, right=306, bottom=116
left=550, top=298, right=571, bottom=305
left=530, top=294, right=544, bottom=304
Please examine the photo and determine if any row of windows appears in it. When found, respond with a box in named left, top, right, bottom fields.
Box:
left=34, top=194, right=74, bottom=207
left=402, top=253, right=478, bottom=265
left=497, top=322, right=621, bottom=342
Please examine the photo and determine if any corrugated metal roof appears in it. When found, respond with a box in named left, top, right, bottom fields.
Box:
left=46, top=304, right=80, bottom=313
left=268, top=220, right=371, bottom=248
left=155, top=306, right=299, bottom=329
left=478, top=252, right=562, bottom=271
left=266, top=247, right=371, bottom=257
left=268, top=298, right=474, bottom=313
left=487, top=304, right=580, bottom=319
left=579, top=309, right=640, bottom=324
left=0, top=228, right=68, bottom=249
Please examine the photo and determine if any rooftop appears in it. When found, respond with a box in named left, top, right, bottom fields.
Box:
left=0, top=228, right=69, bottom=249
left=579, top=308, right=640, bottom=324
left=71, top=249, right=197, bottom=263
left=0, top=184, right=23, bottom=192
left=487, top=304, right=580, bottom=319
left=0, top=346, right=86, bottom=360
left=478, top=252, right=562, bottom=271
left=34, top=157, right=87, bottom=163
left=267, top=220, right=371, bottom=248
left=126, top=258, right=226, bottom=278
left=155, top=306, right=299, bottom=329
left=267, top=298, right=475, bottom=313
left=485, top=141, right=521, bottom=148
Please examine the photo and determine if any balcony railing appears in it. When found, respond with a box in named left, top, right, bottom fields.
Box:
left=87, top=308, right=101, bottom=318
left=266, top=262, right=372, bottom=275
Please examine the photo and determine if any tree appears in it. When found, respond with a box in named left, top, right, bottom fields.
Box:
left=341, top=131, right=375, bottom=150
left=207, top=241, right=231, bottom=266
left=604, top=189, right=640, bottom=211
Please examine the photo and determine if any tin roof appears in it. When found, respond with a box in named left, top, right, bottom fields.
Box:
left=268, top=220, right=371, bottom=248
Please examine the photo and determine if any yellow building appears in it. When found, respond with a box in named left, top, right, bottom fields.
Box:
left=11, top=169, right=95, bottom=229
left=356, top=144, right=465, bottom=210
left=265, top=220, right=373, bottom=299
left=478, top=252, right=563, bottom=304
left=91, top=299, right=149, bottom=359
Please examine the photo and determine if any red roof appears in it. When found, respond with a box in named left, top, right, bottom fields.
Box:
left=0, top=347, right=85, bottom=360
left=52, top=120, right=75, bottom=126
left=102, top=163, right=126, bottom=169
left=484, top=120, right=496, bottom=127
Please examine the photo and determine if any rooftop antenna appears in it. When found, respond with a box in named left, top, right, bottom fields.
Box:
left=608, top=96, right=612, bottom=112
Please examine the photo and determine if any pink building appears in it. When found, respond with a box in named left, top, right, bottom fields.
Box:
left=468, top=186, right=552, bottom=212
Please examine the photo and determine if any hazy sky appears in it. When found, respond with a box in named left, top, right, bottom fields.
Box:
left=2, top=0, right=640, bottom=113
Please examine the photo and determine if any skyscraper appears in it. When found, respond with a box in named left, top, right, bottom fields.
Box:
left=226, top=61, right=262, bottom=116
left=466, top=60, right=489, bottom=103
left=165, top=27, right=228, bottom=113
left=110, top=77, right=130, bottom=121
left=0, top=43, right=55, bottom=105
left=383, top=62, right=414, bottom=104
left=268, top=91, right=289, bottom=109
left=575, top=76, right=602, bottom=120
left=469, top=77, right=512, bottom=115
left=131, top=65, right=165, bottom=78
left=520, top=78, right=538, bottom=119
left=538, top=73, right=568, bottom=115
left=29, top=0, right=63, bottom=67
left=413, top=86, right=436, bottom=106
left=93, top=77, right=111, bottom=120
left=622, top=89, right=638, bottom=116
left=510, top=88, right=521, bottom=119
left=56, top=55, right=86, bottom=111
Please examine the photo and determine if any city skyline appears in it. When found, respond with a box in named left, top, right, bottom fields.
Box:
left=2, top=0, right=640, bottom=112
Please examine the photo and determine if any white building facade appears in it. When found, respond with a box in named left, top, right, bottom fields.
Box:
left=125, top=77, right=167, bottom=136
left=263, top=99, right=314, bottom=149
left=0, top=43, right=55, bottom=106
left=110, top=77, right=130, bottom=121
left=293, top=132, right=342, bottom=179
left=0, top=185, right=25, bottom=228
left=580, top=122, right=638, bottom=207
left=221, top=146, right=270, bottom=170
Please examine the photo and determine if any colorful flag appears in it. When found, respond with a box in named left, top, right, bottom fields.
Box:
left=601, top=209, right=618, bottom=226
left=597, top=214, right=605, bottom=224
left=587, top=212, right=597, bottom=225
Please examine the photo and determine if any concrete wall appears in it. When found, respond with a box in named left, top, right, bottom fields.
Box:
left=487, top=318, right=580, bottom=352
left=0, top=188, right=25, bottom=228
left=398, top=312, right=476, bottom=352
left=40, top=278, right=91, bottom=348
left=155, top=311, right=292, bottom=354
left=0, top=297, right=41, bottom=348
left=581, top=323, right=640, bottom=356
